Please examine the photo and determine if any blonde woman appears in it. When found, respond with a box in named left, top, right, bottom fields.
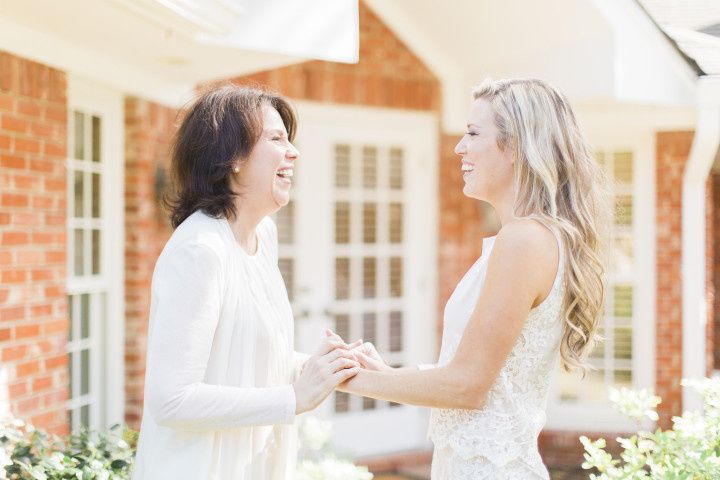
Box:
left=336, top=78, right=609, bottom=479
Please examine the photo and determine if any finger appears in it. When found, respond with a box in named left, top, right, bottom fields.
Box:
left=334, top=366, right=360, bottom=383
left=318, top=339, right=350, bottom=355
left=325, top=347, right=357, bottom=362
left=329, top=357, right=360, bottom=373
left=347, top=339, right=364, bottom=349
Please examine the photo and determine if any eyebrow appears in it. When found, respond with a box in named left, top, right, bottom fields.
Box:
left=265, top=128, right=287, bottom=135
left=466, top=123, right=480, bottom=129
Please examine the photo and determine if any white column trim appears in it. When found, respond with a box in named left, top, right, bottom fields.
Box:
left=682, top=77, right=720, bottom=411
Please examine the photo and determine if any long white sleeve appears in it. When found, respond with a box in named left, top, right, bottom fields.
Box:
left=144, top=241, right=296, bottom=431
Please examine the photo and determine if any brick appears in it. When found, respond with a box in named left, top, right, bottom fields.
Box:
left=16, top=323, right=41, bottom=339
left=16, top=99, right=41, bottom=117
left=1, top=115, right=28, bottom=133
left=0, top=306, right=24, bottom=321
left=2, top=231, right=29, bottom=245
left=2, top=345, right=27, bottom=361
left=14, top=138, right=40, bottom=154
left=0, top=154, right=25, bottom=169
left=16, top=359, right=40, bottom=377
left=1, top=268, right=27, bottom=283
left=1, top=193, right=29, bottom=208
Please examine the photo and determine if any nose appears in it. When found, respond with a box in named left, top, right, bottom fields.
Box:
left=454, top=137, right=466, bottom=156
left=287, top=141, right=300, bottom=160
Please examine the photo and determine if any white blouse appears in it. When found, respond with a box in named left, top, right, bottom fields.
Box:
left=134, top=210, right=307, bottom=480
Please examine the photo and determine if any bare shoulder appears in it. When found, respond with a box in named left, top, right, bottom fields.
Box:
left=491, top=218, right=559, bottom=288
left=495, top=218, right=557, bottom=254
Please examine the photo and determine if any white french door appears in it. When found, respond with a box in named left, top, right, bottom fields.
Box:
left=282, top=103, right=438, bottom=457
left=66, top=77, right=124, bottom=431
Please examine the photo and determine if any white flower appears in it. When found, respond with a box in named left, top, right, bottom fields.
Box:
left=299, top=417, right=333, bottom=452
left=297, top=457, right=373, bottom=480
left=609, top=387, right=660, bottom=422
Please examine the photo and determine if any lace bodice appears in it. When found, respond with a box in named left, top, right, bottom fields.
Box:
left=428, top=232, right=565, bottom=480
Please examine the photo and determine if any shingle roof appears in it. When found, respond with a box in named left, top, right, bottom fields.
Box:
left=637, top=0, right=720, bottom=75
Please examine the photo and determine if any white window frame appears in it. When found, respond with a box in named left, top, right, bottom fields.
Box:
left=66, top=76, right=125, bottom=431
left=546, top=127, right=656, bottom=432
left=289, top=102, right=438, bottom=456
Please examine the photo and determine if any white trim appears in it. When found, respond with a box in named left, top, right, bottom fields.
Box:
left=291, top=101, right=438, bottom=456
left=682, top=77, right=720, bottom=411
left=546, top=122, right=656, bottom=432
left=67, top=76, right=125, bottom=429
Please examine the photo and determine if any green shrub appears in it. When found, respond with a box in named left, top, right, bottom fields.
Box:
left=581, top=378, right=720, bottom=479
left=0, top=421, right=135, bottom=479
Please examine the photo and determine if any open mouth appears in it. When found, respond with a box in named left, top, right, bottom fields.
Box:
left=276, top=168, right=294, bottom=180
left=461, top=164, right=474, bottom=173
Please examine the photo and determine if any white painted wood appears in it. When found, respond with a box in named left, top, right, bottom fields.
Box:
left=290, top=102, right=438, bottom=457
left=682, top=77, right=720, bottom=412
left=67, top=76, right=125, bottom=430
left=546, top=122, right=656, bottom=432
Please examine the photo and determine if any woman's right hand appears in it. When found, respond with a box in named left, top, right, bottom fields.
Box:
left=292, top=339, right=360, bottom=415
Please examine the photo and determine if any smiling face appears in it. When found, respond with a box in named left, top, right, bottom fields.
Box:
left=454, top=98, right=515, bottom=203
left=231, top=104, right=299, bottom=215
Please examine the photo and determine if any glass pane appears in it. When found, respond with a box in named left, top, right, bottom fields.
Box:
left=68, top=409, right=74, bottom=430
left=80, top=405, right=90, bottom=428
left=73, top=111, right=84, bottom=160
left=80, top=349, right=90, bottom=396
left=613, top=326, right=633, bottom=360
left=91, top=230, right=100, bottom=275
left=68, top=352, right=74, bottom=398
left=278, top=258, right=294, bottom=301
left=389, top=148, right=404, bottom=189
left=389, top=203, right=403, bottom=243
left=614, top=369, right=632, bottom=388
left=390, top=311, right=403, bottom=352
left=613, top=285, right=633, bottom=319
left=334, top=144, right=351, bottom=188
left=615, top=195, right=633, bottom=226
left=363, top=312, right=376, bottom=345
left=335, top=314, right=350, bottom=342
left=390, top=257, right=403, bottom=298
left=91, top=116, right=101, bottom=163
left=335, top=258, right=350, bottom=300
left=335, top=202, right=350, bottom=244
left=335, top=391, right=350, bottom=413
left=363, top=397, right=376, bottom=410
left=362, top=146, right=377, bottom=189
left=276, top=201, right=294, bottom=244
left=80, top=293, right=90, bottom=340
left=362, top=203, right=376, bottom=244
left=91, top=173, right=100, bottom=218
left=363, top=257, right=376, bottom=298
left=613, top=151, right=633, bottom=184
left=73, top=171, right=84, bottom=218
left=74, top=229, right=84, bottom=276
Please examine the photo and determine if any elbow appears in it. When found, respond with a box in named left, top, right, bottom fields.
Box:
left=455, top=383, right=489, bottom=410
left=146, top=384, right=194, bottom=429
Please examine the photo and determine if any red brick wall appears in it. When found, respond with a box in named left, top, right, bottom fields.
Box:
left=0, top=51, right=68, bottom=434
left=656, top=130, right=694, bottom=427
left=123, top=98, right=176, bottom=428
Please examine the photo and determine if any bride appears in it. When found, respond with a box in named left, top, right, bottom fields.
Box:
left=338, top=78, right=610, bottom=479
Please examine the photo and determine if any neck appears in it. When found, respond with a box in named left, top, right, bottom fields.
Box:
left=228, top=199, right=266, bottom=254
left=493, top=189, right=517, bottom=227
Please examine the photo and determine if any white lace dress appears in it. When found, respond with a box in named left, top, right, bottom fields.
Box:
left=428, top=232, right=565, bottom=479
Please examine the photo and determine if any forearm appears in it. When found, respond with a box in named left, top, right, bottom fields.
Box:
left=340, top=365, right=483, bottom=410
left=146, top=380, right=296, bottom=431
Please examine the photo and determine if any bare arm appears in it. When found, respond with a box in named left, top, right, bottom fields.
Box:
left=340, top=220, right=559, bottom=409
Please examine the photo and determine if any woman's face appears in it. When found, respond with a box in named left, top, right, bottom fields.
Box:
left=233, top=104, right=299, bottom=214
left=454, top=98, right=514, bottom=202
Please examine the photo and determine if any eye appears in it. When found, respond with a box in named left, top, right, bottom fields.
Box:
left=465, top=131, right=478, bottom=137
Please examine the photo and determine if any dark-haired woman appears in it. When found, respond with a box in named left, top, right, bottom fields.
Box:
left=133, top=86, right=360, bottom=480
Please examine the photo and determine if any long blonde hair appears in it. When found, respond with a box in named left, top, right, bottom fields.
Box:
left=472, top=78, right=611, bottom=373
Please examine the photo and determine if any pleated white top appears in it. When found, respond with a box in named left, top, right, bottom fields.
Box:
left=134, top=210, right=306, bottom=480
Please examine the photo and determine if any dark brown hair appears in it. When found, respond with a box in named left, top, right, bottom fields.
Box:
left=168, top=84, right=297, bottom=228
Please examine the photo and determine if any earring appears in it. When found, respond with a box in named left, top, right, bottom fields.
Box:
left=233, top=166, right=240, bottom=173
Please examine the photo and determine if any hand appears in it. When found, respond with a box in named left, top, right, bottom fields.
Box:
left=325, top=330, right=391, bottom=373
left=353, top=341, right=392, bottom=373
left=292, top=337, right=360, bottom=414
